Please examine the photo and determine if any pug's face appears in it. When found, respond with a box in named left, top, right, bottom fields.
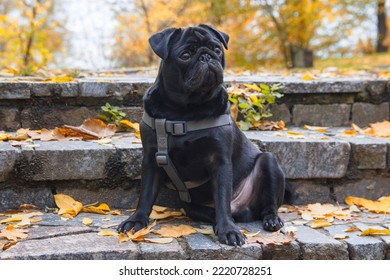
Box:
left=149, top=24, right=229, bottom=106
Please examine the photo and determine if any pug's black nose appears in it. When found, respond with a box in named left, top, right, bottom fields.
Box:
left=199, top=53, right=212, bottom=63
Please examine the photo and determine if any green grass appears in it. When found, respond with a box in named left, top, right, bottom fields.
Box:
left=314, top=52, right=390, bottom=71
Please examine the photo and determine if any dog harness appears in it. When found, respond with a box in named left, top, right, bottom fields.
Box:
left=142, top=111, right=232, bottom=203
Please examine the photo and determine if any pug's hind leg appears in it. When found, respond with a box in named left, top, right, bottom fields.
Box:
left=232, top=152, right=285, bottom=231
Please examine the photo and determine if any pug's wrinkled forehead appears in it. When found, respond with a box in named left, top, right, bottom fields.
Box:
left=180, top=25, right=229, bottom=50
left=149, top=24, right=229, bottom=60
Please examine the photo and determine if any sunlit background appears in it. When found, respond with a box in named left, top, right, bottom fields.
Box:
left=0, top=0, right=389, bottom=72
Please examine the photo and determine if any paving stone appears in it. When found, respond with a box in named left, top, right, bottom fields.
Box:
left=56, top=185, right=140, bottom=210
left=294, top=225, right=348, bottom=259
left=0, top=232, right=138, bottom=260
left=138, top=238, right=187, bottom=259
left=218, top=242, right=262, bottom=260
left=292, top=104, right=351, bottom=126
left=0, top=107, right=21, bottom=131
left=0, top=186, right=54, bottom=211
left=80, top=81, right=134, bottom=99
left=287, top=180, right=332, bottom=204
left=59, top=82, right=80, bottom=97
left=183, top=233, right=222, bottom=260
left=242, top=221, right=300, bottom=260
left=268, top=104, right=291, bottom=124
left=333, top=179, right=390, bottom=203
left=248, top=131, right=350, bottom=179
left=17, top=140, right=117, bottom=181
left=0, top=142, right=18, bottom=182
left=30, top=83, right=59, bottom=97
left=352, top=102, right=389, bottom=127
left=0, top=82, right=30, bottom=99
left=27, top=226, right=93, bottom=239
left=354, top=222, right=390, bottom=260
left=366, top=80, right=389, bottom=100
left=21, top=106, right=99, bottom=129
left=30, top=82, right=80, bottom=98
left=324, top=224, right=385, bottom=260
left=348, top=137, right=388, bottom=170
left=225, top=76, right=365, bottom=94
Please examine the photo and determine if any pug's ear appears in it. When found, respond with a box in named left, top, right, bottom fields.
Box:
left=149, top=27, right=181, bottom=60
left=197, top=24, right=229, bottom=50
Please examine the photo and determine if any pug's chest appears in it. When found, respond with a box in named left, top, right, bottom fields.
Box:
left=167, top=133, right=220, bottom=177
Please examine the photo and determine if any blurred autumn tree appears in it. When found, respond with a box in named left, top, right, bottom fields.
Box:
left=113, top=0, right=256, bottom=68
left=113, top=0, right=378, bottom=69
left=252, top=0, right=373, bottom=68
left=377, top=0, right=388, bottom=52
left=0, top=0, right=64, bottom=73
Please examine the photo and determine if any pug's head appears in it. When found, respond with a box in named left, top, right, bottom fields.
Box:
left=149, top=24, right=229, bottom=106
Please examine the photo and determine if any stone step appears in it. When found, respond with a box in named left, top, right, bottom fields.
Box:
left=0, top=128, right=389, bottom=211
left=1, top=211, right=389, bottom=260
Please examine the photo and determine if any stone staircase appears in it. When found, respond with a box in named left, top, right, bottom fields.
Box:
left=1, top=75, right=390, bottom=260
left=0, top=75, right=389, bottom=211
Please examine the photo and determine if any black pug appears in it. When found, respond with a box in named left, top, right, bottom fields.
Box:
left=118, top=24, right=285, bottom=246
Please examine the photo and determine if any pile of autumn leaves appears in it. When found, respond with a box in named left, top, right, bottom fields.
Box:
left=1, top=194, right=390, bottom=251
left=0, top=118, right=140, bottom=143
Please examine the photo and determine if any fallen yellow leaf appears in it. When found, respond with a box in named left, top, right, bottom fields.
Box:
left=285, top=226, right=298, bottom=234
left=44, top=76, right=74, bottom=83
left=368, top=120, right=390, bottom=137
left=301, top=212, right=314, bottom=221
left=120, top=120, right=141, bottom=138
left=286, top=131, right=305, bottom=139
left=241, top=230, right=261, bottom=237
left=144, top=237, right=174, bottom=244
left=345, top=196, right=390, bottom=214
left=0, top=225, right=28, bottom=241
left=194, top=227, right=215, bottom=235
left=120, top=220, right=157, bottom=242
left=301, top=72, right=317, bottom=80
left=243, top=83, right=261, bottom=91
left=0, top=212, right=43, bottom=224
left=149, top=209, right=184, bottom=220
left=82, top=203, right=110, bottom=215
left=349, top=121, right=390, bottom=138
left=29, top=217, right=42, bottom=223
left=82, top=217, right=93, bottom=226
left=345, top=226, right=360, bottom=232
left=153, top=224, right=197, bottom=238
left=152, top=205, right=168, bottom=212
left=97, top=229, right=118, bottom=236
left=303, top=125, right=329, bottom=133
left=291, top=220, right=308, bottom=225
left=247, top=231, right=296, bottom=245
left=334, top=234, right=349, bottom=239
left=310, top=219, right=332, bottom=229
left=359, top=228, right=390, bottom=236
left=54, top=194, right=83, bottom=217
left=63, top=119, right=117, bottom=140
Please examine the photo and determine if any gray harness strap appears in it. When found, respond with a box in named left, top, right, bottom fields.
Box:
left=142, top=112, right=232, bottom=203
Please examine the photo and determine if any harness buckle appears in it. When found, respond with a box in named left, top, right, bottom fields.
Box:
left=166, top=121, right=187, bottom=135
left=155, top=152, right=169, bottom=166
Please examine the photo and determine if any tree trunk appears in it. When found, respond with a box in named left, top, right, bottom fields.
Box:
left=290, top=46, right=314, bottom=68
left=377, top=0, right=388, bottom=53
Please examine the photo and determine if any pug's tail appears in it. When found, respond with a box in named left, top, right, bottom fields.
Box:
left=283, top=181, right=295, bottom=205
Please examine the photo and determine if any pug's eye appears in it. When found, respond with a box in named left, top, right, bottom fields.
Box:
left=180, top=52, right=191, bottom=61
left=214, top=47, right=222, bottom=56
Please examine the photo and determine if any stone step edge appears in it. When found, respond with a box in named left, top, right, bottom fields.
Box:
left=1, top=128, right=389, bottom=183
left=1, top=213, right=389, bottom=260
left=0, top=75, right=388, bottom=98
